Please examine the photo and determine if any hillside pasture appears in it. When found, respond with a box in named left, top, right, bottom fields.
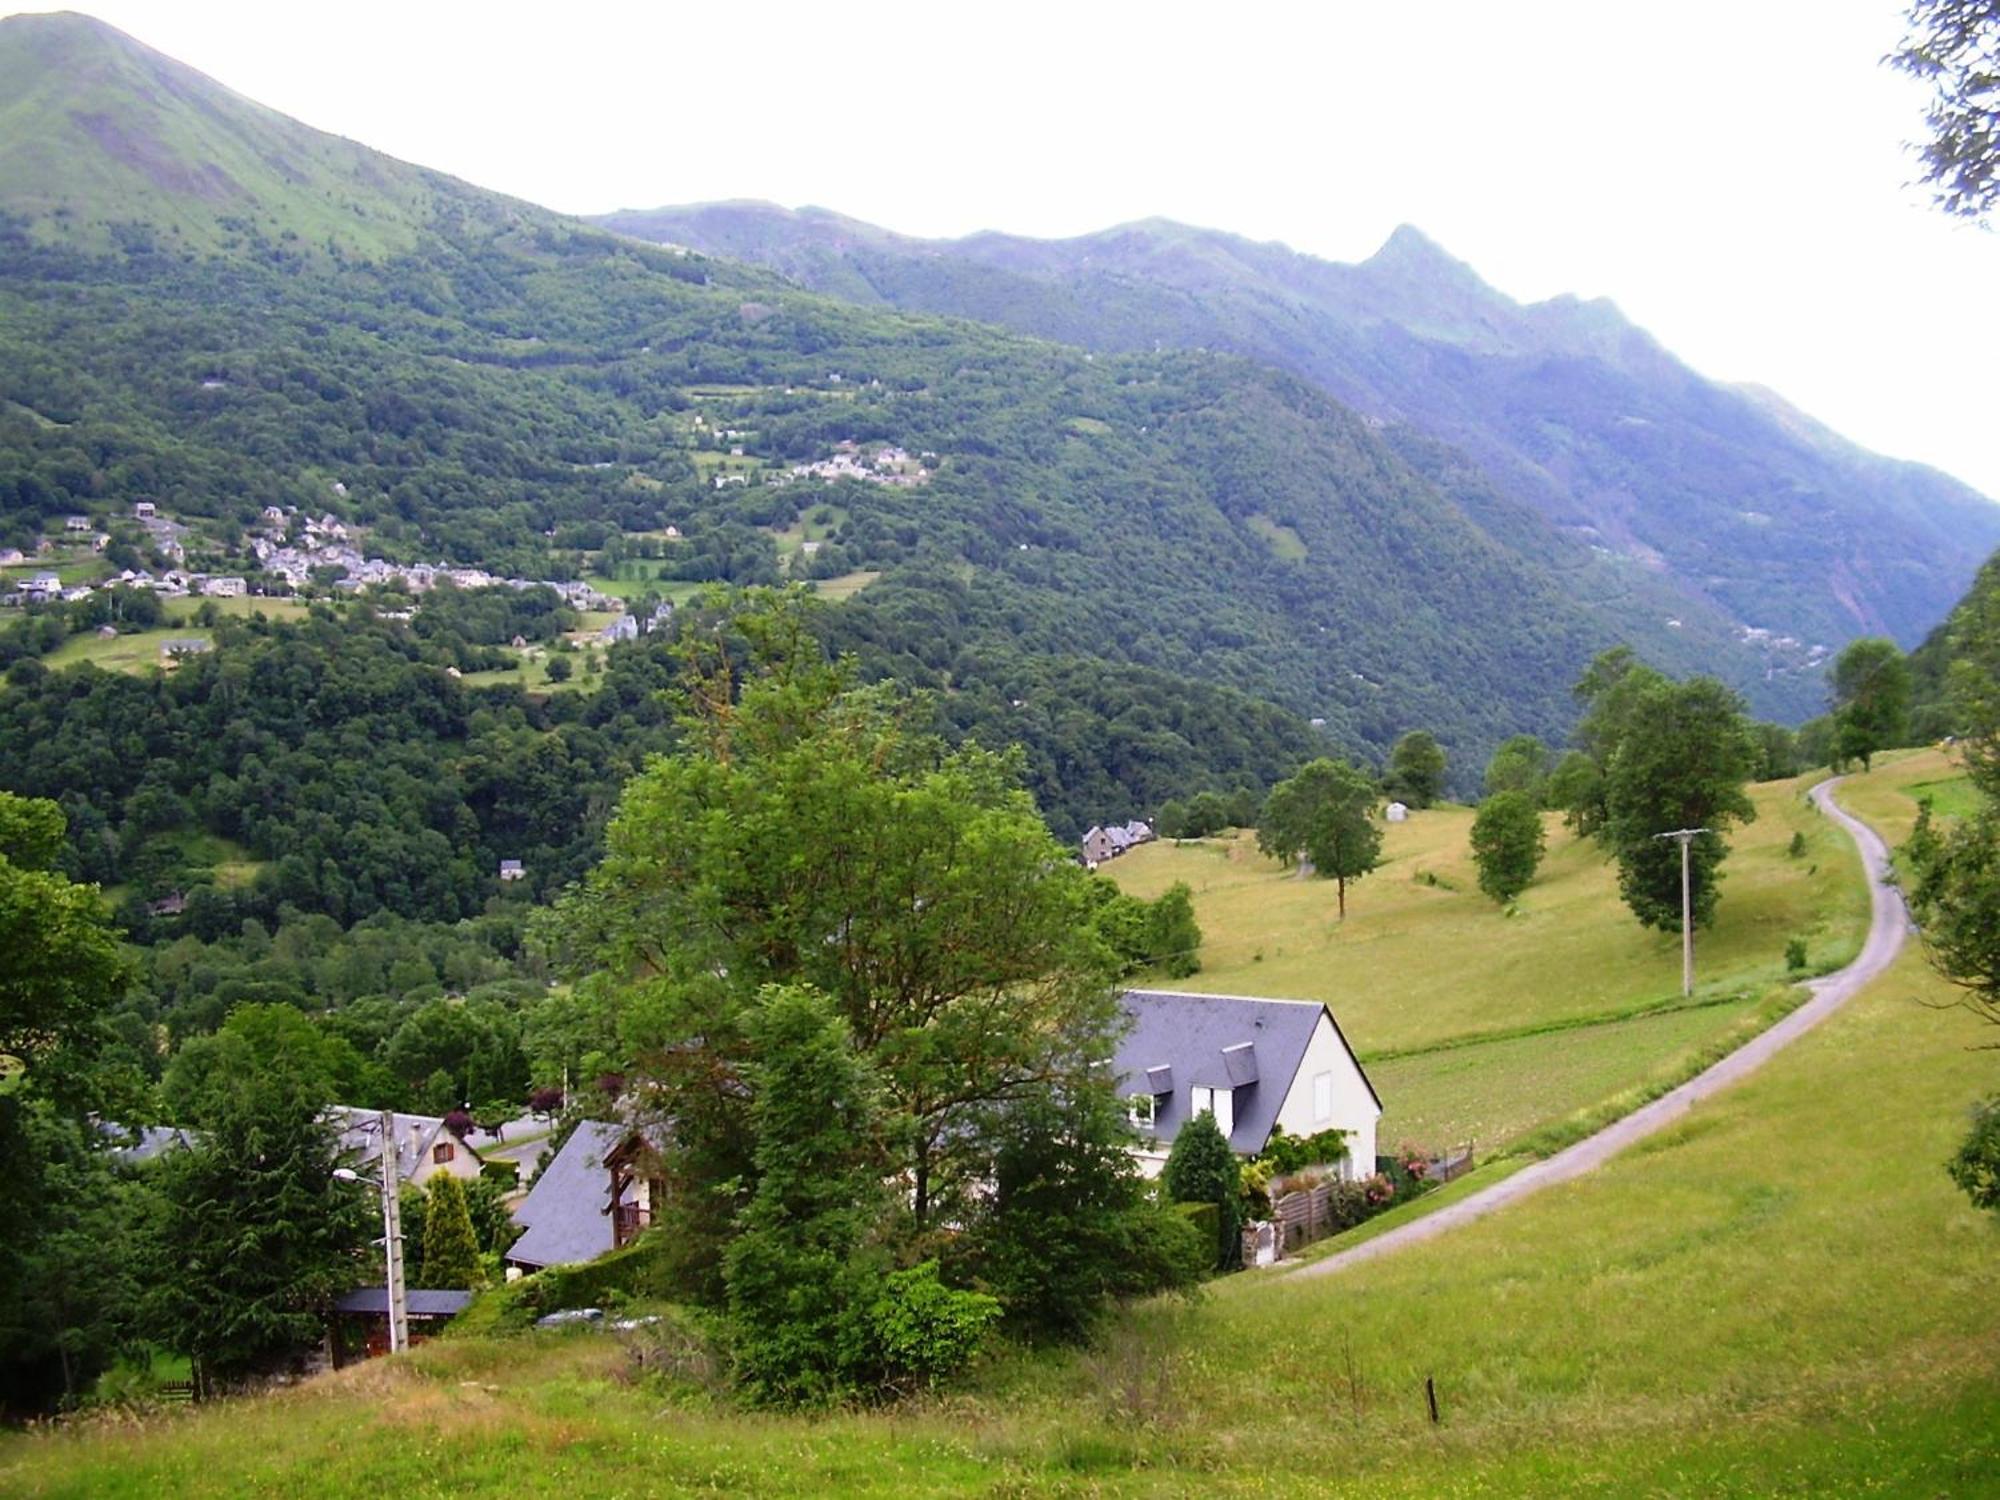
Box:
left=1104, top=772, right=1864, bottom=1150
left=1106, top=772, right=1862, bottom=1056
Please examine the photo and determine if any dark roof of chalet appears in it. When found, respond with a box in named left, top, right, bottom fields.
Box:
left=505, top=1119, right=632, bottom=1270
left=334, top=1287, right=474, bottom=1318
left=1113, top=989, right=1381, bottom=1155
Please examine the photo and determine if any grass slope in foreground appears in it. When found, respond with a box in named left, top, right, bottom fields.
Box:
left=6, top=761, right=1998, bottom=1495
left=1108, top=768, right=1867, bottom=1148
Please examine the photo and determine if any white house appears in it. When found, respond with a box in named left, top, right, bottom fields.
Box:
left=202, top=576, right=247, bottom=598
left=1113, top=990, right=1381, bottom=1181
left=1385, top=802, right=1409, bottom=823
left=330, top=1108, right=485, bottom=1187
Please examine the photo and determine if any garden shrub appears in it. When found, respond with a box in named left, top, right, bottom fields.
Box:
left=869, top=1261, right=1000, bottom=1395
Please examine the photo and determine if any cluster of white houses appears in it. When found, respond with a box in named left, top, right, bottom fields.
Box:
left=1080, top=819, right=1154, bottom=868
left=1, top=500, right=623, bottom=615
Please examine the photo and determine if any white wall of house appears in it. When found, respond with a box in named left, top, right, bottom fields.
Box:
left=1272, top=1013, right=1380, bottom=1180
left=406, top=1126, right=486, bottom=1186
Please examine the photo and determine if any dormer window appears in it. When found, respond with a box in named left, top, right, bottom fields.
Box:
left=1190, top=1085, right=1235, bottom=1139
left=1127, top=1093, right=1156, bottom=1129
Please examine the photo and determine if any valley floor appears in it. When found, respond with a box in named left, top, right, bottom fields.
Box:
left=6, top=756, right=1997, bottom=1496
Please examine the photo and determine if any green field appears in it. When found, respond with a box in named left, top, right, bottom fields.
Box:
left=34, top=598, right=311, bottom=676
left=459, top=648, right=591, bottom=695
left=1103, top=771, right=1864, bottom=1154
left=162, top=596, right=310, bottom=623
left=808, top=570, right=880, bottom=602
left=583, top=561, right=710, bottom=604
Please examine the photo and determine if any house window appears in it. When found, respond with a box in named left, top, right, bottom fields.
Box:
left=1128, top=1093, right=1156, bottom=1129
left=1313, top=1071, right=1334, bottom=1124
left=432, top=1142, right=454, bottom=1164
left=1192, top=1086, right=1234, bottom=1140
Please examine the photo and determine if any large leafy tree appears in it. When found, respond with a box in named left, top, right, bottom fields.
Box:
left=1484, top=734, right=1552, bottom=802
left=1601, top=675, right=1758, bottom=933
left=1258, top=757, right=1383, bottom=918
left=548, top=594, right=1126, bottom=1289
left=0, top=793, right=138, bottom=1415
left=1470, top=791, right=1547, bottom=904
left=1830, top=637, right=1913, bottom=772
left=0, top=797, right=126, bottom=1077
left=1386, top=730, right=1447, bottom=808
left=1910, top=557, right=2000, bottom=1028
left=1906, top=554, right=2000, bottom=1216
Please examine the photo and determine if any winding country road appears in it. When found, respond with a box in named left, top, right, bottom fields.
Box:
left=1290, top=775, right=1911, bottom=1281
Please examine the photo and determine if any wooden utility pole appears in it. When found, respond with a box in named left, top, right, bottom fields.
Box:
left=1653, top=828, right=1711, bottom=997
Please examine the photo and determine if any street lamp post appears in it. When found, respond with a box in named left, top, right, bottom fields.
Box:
left=1652, top=827, right=1712, bottom=998
left=333, top=1108, right=408, bottom=1355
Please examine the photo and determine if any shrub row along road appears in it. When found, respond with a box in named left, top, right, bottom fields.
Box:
left=1291, top=776, right=1911, bottom=1281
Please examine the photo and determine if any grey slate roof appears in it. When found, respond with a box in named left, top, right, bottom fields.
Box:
left=1113, top=989, right=1378, bottom=1155
left=329, top=1108, right=466, bottom=1183
left=505, top=1120, right=630, bottom=1270
left=101, top=1122, right=195, bottom=1163
left=334, top=1288, right=474, bottom=1318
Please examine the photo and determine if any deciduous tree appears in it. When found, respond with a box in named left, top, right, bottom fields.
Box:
left=1387, top=730, right=1447, bottom=808
left=1483, top=734, right=1552, bottom=802
left=1258, top=758, right=1383, bottom=918
left=1601, top=676, right=1758, bottom=933
left=1470, top=791, right=1546, bottom=904
left=1830, top=636, right=1912, bottom=772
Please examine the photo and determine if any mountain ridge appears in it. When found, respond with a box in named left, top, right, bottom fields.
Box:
left=597, top=199, right=2000, bottom=653
left=0, top=10, right=560, bottom=258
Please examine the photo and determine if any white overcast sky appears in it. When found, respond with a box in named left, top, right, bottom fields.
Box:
left=16, top=1, right=2000, bottom=498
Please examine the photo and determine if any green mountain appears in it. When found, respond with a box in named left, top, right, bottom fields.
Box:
left=0, top=11, right=554, bottom=258
left=598, top=201, right=2000, bottom=658
left=0, top=12, right=1804, bottom=830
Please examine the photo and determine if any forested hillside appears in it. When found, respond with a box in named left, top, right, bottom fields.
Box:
left=601, top=201, right=2000, bottom=668
left=0, top=13, right=1763, bottom=806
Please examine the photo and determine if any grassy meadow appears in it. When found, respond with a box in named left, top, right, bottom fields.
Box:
left=7, top=760, right=1996, bottom=1496
left=1106, top=769, right=1868, bottom=1149
left=35, top=597, right=312, bottom=678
